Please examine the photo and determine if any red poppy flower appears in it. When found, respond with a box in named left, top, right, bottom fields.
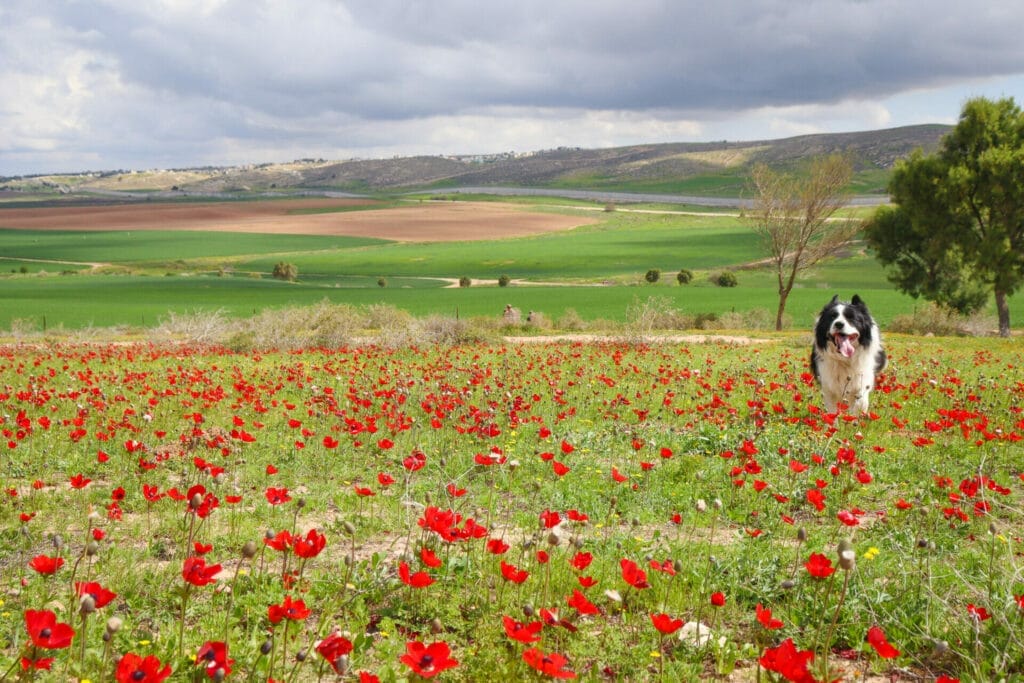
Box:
left=196, top=641, right=234, bottom=679
left=69, top=473, right=91, bottom=489
left=522, top=647, right=577, bottom=679
left=967, top=603, right=991, bottom=621
left=805, top=552, right=836, bottom=579
left=29, top=554, right=64, bottom=575
left=567, top=589, right=599, bottom=615
left=611, top=467, right=628, bottom=483
left=315, top=633, right=353, bottom=674
left=502, top=615, right=543, bottom=643
left=486, top=538, right=510, bottom=554
left=620, top=558, right=649, bottom=589
left=293, top=528, right=327, bottom=559
left=403, top=450, right=427, bottom=471
left=759, top=638, right=813, bottom=682
left=446, top=482, right=467, bottom=497
left=399, top=561, right=434, bottom=588
left=377, top=472, right=395, bottom=487
left=400, top=640, right=459, bottom=678
left=115, top=653, right=172, bottom=683
left=19, top=657, right=54, bottom=672
left=420, top=547, right=442, bottom=568
left=650, top=612, right=684, bottom=635
left=354, top=484, right=375, bottom=497
left=24, top=610, right=75, bottom=649
left=755, top=603, right=783, bottom=629
left=264, top=486, right=291, bottom=505
left=268, top=595, right=311, bottom=624
left=552, top=460, right=570, bottom=476
left=192, top=541, right=213, bottom=556
left=539, top=509, right=561, bottom=528
left=866, top=625, right=900, bottom=659
left=142, top=484, right=164, bottom=502
left=75, top=581, right=117, bottom=608
left=182, top=557, right=221, bottom=587
left=570, top=552, right=593, bottom=571
left=500, top=561, right=529, bottom=584
left=649, top=558, right=676, bottom=575
left=710, top=591, right=726, bottom=607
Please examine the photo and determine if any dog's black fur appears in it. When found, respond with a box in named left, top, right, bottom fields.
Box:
left=811, top=295, right=887, bottom=413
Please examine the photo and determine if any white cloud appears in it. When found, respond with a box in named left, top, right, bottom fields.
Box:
left=3, top=0, right=1024, bottom=174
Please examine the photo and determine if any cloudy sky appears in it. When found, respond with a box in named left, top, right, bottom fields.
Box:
left=3, top=0, right=1024, bottom=176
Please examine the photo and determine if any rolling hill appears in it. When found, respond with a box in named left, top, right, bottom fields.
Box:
left=2, top=124, right=950, bottom=198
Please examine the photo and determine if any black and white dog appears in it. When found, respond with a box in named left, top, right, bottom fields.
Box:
left=811, top=295, right=887, bottom=414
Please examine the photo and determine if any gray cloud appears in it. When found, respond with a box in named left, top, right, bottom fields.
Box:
left=3, top=0, right=1024, bottom=174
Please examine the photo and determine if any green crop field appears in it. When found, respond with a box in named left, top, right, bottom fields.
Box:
left=0, top=196, right=1020, bottom=333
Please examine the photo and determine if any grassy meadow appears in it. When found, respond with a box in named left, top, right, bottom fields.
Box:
left=0, top=336, right=1021, bottom=681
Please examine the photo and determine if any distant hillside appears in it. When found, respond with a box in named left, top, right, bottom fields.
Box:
left=3, top=124, right=950, bottom=198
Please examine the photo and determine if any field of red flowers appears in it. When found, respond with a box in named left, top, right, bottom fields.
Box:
left=1, top=337, right=1022, bottom=681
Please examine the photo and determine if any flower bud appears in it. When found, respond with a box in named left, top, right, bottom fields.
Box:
left=105, top=617, right=123, bottom=634
left=342, top=521, right=356, bottom=536
left=522, top=604, right=535, bottom=617
left=241, top=541, right=258, bottom=559
left=430, top=618, right=444, bottom=634
left=79, top=594, right=96, bottom=616
left=86, top=540, right=99, bottom=556
left=796, top=527, right=807, bottom=543
left=695, top=499, right=707, bottom=513
left=546, top=532, right=560, bottom=547
left=261, top=639, right=273, bottom=655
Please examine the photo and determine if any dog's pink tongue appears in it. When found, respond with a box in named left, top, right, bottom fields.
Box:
left=838, top=337, right=856, bottom=358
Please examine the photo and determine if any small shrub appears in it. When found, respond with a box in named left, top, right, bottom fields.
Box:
left=377, top=277, right=387, bottom=288
left=693, top=312, right=719, bottom=329
left=458, top=276, right=472, bottom=288
left=525, top=310, right=550, bottom=329
left=272, top=262, right=298, bottom=282
left=626, top=296, right=692, bottom=335
left=645, top=269, right=661, bottom=284
left=889, top=302, right=995, bottom=336
left=714, top=271, right=738, bottom=287
left=676, top=269, right=694, bottom=285
left=604, top=203, right=617, bottom=212
left=498, top=275, right=511, bottom=288
left=557, top=308, right=586, bottom=331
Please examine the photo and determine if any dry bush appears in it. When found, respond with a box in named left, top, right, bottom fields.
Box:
left=625, top=296, right=693, bottom=334
left=889, top=303, right=996, bottom=336
left=557, top=308, right=587, bottom=331
left=234, top=301, right=364, bottom=350
left=6, top=318, right=42, bottom=340
left=703, top=308, right=780, bottom=331
left=414, top=315, right=493, bottom=345
left=362, top=303, right=413, bottom=330
left=525, top=310, right=551, bottom=330
left=154, top=309, right=237, bottom=345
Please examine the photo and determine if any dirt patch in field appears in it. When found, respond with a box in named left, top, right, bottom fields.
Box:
left=0, top=199, right=598, bottom=242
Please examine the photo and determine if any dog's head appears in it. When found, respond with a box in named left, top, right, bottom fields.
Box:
left=814, top=295, right=876, bottom=358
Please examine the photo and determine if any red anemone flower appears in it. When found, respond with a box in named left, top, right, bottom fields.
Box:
left=399, top=640, right=459, bottom=678
left=264, top=529, right=294, bottom=552
left=650, top=613, right=684, bottom=635
left=316, top=633, right=353, bottom=674
left=502, top=615, right=543, bottom=643
left=710, top=591, right=727, bottom=607
left=24, top=610, right=75, bottom=649
left=196, top=641, right=234, bottom=679
left=29, top=554, right=64, bottom=575
left=75, top=581, right=117, bottom=608
left=522, top=647, right=577, bottom=679
left=804, top=552, right=836, bottom=579
left=264, top=486, right=291, bottom=505
left=567, top=589, right=599, bottom=616
left=755, top=603, right=783, bottom=630
left=399, top=561, right=434, bottom=588
left=182, top=557, right=221, bottom=587
left=293, top=528, right=326, bottom=559
left=866, top=625, right=900, bottom=659
left=500, top=561, right=529, bottom=584
left=267, top=595, right=311, bottom=624
left=115, top=653, right=172, bottom=683
left=759, top=638, right=814, bottom=683
left=620, top=558, right=649, bottom=589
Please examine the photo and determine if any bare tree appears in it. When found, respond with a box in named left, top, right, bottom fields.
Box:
left=748, top=154, right=860, bottom=330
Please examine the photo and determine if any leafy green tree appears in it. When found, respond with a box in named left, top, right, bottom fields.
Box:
left=865, top=97, right=1024, bottom=337
left=748, top=154, right=859, bottom=330
left=676, top=269, right=693, bottom=285
left=644, top=268, right=661, bottom=284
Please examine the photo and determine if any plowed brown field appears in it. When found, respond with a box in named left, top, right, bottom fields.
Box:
left=0, top=199, right=597, bottom=242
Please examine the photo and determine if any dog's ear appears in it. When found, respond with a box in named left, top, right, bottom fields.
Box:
left=851, top=294, right=865, bottom=308
left=829, top=295, right=839, bottom=305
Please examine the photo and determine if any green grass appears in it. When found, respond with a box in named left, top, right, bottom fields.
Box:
left=0, top=229, right=389, bottom=264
